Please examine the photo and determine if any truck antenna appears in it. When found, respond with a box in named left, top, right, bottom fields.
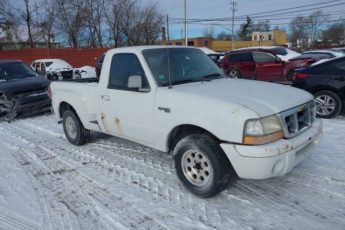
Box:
left=167, top=48, right=173, bottom=89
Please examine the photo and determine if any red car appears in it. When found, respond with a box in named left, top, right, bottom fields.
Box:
left=220, top=49, right=287, bottom=81
left=285, top=53, right=332, bottom=80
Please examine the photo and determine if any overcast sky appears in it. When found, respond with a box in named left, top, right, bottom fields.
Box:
left=150, top=0, right=345, bottom=39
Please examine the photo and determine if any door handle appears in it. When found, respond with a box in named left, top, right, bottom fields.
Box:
left=102, top=95, right=110, bottom=101
left=335, top=76, right=345, bottom=81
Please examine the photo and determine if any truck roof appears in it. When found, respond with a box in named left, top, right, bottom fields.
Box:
left=106, top=45, right=198, bottom=53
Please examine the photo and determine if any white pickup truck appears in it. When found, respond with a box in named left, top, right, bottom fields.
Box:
left=51, top=46, right=322, bottom=197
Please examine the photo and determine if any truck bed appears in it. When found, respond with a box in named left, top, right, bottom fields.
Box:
left=59, top=77, right=99, bottom=83
left=51, top=79, right=100, bottom=131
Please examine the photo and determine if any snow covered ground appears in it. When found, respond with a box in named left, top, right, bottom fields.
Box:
left=0, top=114, right=344, bottom=230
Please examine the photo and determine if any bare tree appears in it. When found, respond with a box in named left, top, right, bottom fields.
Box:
left=305, top=10, right=327, bottom=45
left=103, top=0, right=127, bottom=47
left=36, top=0, right=56, bottom=48
left=22, top=0, right=34, bottom=47
left=84, top=0, right=104, bottom=47
left=139, top=3, right=164, bottom=45
left=56, top=0, right=87, bottom=48
left=289, top=16, right=308, bottom=48
left=322, top=21, right=345, bottom=46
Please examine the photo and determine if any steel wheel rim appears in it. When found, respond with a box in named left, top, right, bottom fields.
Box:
left=66, top=116, right=77, bottom=139
left=315, top=95, right=336, bottom=116
left=229, top=70, right=239, bottom=78
left=181, top=150, right=213, bottom=187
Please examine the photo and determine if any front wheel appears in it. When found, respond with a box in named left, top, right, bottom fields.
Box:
left=173, top=134, right=234, bottom=198
left=314, top=90, right=342, bottom=118
left=63, top=110, right=90, bottom=145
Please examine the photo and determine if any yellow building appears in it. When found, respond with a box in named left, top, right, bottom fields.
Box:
left=167, top=30, right=287, bottom=52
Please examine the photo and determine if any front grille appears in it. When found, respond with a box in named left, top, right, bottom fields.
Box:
left=61, top=70, right=73, bottom=79
left=279, top=101, right=315, bottom=138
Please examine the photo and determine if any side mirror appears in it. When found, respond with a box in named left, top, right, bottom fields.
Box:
left=127, top=75, right=142, bottom=89
left=275, top=57, right=282, bottom=63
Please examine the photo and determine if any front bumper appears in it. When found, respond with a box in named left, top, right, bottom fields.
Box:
left=0, top=91, right=51, bottom=121
left=220, top=119, right=322, bottom=179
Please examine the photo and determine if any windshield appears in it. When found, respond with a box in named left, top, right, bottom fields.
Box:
left=271, top=47, right=288, bottom=56
left=0, top=62, right=37, bottom=82
left=45, top=62, right=53, bottom=67
left=143, top=48, right=223, bottom=86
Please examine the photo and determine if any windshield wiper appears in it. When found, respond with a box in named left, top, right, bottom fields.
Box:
left=202, top=73, right=223, bottom=80
left=170, top=79, right=204, bottom=86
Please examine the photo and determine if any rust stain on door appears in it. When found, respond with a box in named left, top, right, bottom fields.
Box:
left=114, top=117, right=123, bottom=135
left=100, top=112, right=109, bottom=133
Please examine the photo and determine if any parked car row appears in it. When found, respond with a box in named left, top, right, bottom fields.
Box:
left=31, top=59, right=93, bottom=80
left=220, top=46, right=345, bottom=82
left=293, top=56, right=345, bottom=118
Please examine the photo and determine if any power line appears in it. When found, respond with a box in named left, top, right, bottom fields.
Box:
left=170, top=1, right=345, bottom=22
left=237, top=0, right=342, bottom=18
left=172, top=18, right=345, bottom=27
left=170, top=11, right=345, bottom=23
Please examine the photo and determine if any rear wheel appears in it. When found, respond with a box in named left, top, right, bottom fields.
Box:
left=63, top=110, right=90, bottom=145
left=314, top=90, right=342, bottom=118
left=228, top=69, right=242, bottom=79
left=173, top=134, right=234, bottom=198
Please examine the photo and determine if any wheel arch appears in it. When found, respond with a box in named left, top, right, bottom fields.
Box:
left=167, top=124, right=220, bottom=153
left=309, top=85, right=342, bottom=98
left=58, top=101, right=82, bottom=122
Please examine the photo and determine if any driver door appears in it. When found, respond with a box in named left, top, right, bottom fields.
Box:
left=253, top=52, right=285, bottom=81
left=99, top=53, right=156, bottom=146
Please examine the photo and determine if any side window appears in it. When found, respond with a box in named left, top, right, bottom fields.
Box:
left=36, top=62, right=41, bottom=72
left=99, top=54, right=105, bottom=64
left=41, top=63, right=46, bottom=73
left=230, top=52, right=253, bottom=62
left=108, top=53, right=149, bottom=90
left=254, top=52, right=276, bottom=63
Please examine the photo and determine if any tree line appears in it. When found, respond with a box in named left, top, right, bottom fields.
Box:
left=207, top=10, right=344, bottom=49
left=0, top=0, right=164, bottom=48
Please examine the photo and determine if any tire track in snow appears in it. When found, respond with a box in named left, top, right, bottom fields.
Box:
left=13, top=146, right=167, bottom=230
left=2, top=118, right=276, bottom=229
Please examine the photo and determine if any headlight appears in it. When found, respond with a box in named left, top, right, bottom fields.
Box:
left=243, top=115, right=284, bottom=145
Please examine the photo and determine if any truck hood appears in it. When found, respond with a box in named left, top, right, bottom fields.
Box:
left=0, top=75, right=50, bottom=94
left=166, top=78, right=313, bottom=117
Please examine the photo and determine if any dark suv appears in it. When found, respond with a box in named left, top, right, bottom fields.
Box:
left=220, top=50, right=286, bottom=81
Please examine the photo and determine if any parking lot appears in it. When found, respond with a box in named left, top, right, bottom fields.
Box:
left=0, top=114, right=344, bottom=230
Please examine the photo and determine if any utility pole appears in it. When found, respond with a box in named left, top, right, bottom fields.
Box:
left=167, top=15, right=170, bottom=44
left=230, top=1, right=237, bottom=50
left=184, top=0, right=188, bottom=46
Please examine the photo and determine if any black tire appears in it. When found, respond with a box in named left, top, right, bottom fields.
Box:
left=173, top=134, right=234, bottom=198
left=314, top=90, right=342, bottom=119
left=227, top=69, right=242, bottom=79
left=286, top=69, right=294, bottom=81
left=62, top=110, right=90, bottom=145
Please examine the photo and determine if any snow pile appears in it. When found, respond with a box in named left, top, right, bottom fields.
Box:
left=74, top=66, right=96, bottom=78
left=0, top=115, right=344, bottom=229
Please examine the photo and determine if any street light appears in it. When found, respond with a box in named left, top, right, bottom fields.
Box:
left=184, top=0, right=188, bottom=46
